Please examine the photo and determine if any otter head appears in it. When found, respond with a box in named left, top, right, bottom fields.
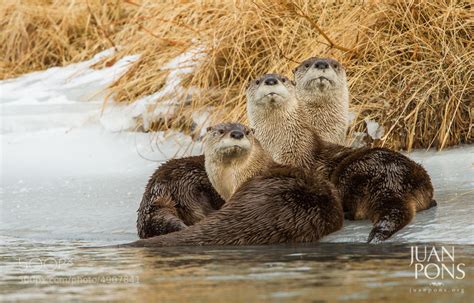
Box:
left=293, top=57, right=347, bottom=103
left=246, top=73, right=297, bottom=123
left=204, top=123, right=267, bottom=201
left=204, top=123, right=255, bottom=163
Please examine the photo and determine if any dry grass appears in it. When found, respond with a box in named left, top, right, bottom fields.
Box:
left=1, top=0, right=472, bottom=150
left=0, top=0, right=134, bottom=78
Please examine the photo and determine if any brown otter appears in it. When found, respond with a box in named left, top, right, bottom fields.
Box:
left=125, top=123, right=343, bottom=247
left=293, top=57, right=349, bottom=145
left=135, top=57, right=349, bottom=239
left=137, top=156, right=225, bottom=239
left=246, top=74, right=436, bottom=243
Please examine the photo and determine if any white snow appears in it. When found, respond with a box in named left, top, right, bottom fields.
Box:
left=0, top=47, right=207, bottom=177
left=1, top=49, right=473, bottom=245
left=99, top=45, right=206, bottom=132
left=0, top=47, right=208, bottom=242
left=364, top=118, right=385, bottom=140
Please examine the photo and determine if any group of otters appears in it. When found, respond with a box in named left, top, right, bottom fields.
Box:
left=125, top=57, right=436, bottom=247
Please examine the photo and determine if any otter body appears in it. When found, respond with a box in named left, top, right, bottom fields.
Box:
left=127, top=123, right=343, bottom=247
left=137, top=156, right=224, bottom=239
left=246, top=73, right=435, bottom=243
left=328, top=146, right=434, bottom=242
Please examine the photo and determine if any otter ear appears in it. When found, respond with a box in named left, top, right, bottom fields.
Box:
left=206, top=126, right=213, bottom=133
left=291, top=80, right=296, bottom=86
left=292, top=67, right=297, bottom=74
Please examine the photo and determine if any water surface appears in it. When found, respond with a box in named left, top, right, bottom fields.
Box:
left=2, top=239, right=472, bottom=302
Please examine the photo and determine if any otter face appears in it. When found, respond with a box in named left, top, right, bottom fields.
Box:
left=246, top=74, right=297, bottom=121
left=246, top=74, right=294, bottom=107
left=293, top=57, right=347, bottom=99
left=204, top=123, right=254, bottom=162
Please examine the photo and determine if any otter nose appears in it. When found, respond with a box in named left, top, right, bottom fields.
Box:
left=264, top=77, right=278, bottom=86
left=230, top=130, right=244, bottom=140
left=314, top=60, right=329, bottom=69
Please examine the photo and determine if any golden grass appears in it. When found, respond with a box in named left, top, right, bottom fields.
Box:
left=0, top=0, right=135, bottom=78
left=1, top=0, right=472, bottom=150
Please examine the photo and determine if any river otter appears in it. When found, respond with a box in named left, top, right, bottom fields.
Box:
left=125, top=123, right=343, bottom=247
left=246, top=74, right=435, bottom=243
left=137, top=156, right=225, bottom=239
left=293, top=57, right=349, bottom=145
left=135, top=57, right=350, bottom=239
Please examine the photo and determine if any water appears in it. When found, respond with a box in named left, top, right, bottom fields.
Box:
left=1, top=146, right=473, bottom=302
left=1, top=239, right=472, bottom=302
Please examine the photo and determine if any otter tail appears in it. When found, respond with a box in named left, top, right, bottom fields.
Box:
left=367, top=196, right=415, bottom=244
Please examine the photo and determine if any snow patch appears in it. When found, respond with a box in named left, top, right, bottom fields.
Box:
left=0, top=47, right=207, bottom=182
left=0, top=49, right=139, bottom=134
left=365, top=118, right=385, bottom=140
left=99, top=46, right=206, bottom=132
left=1, top=46, right=208, bottom=134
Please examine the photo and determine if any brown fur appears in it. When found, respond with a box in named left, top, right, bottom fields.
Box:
left=326, top=146, right=434, bottom=242
left=136, top=155, right=225, bottom=239
left=127, top=123, right=343, bottom=247
left=246, top=74, right=435, bottom=243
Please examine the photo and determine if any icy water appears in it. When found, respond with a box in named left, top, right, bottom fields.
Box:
left=1, top=145, right=473, bottom=302
left=1, top=240, right=473, bottom=302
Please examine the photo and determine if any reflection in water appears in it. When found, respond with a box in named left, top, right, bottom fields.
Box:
left=1, top=238, right=472, bottom=302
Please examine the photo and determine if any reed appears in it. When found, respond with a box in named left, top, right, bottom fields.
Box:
left=1, top=0, right=471, bottom=150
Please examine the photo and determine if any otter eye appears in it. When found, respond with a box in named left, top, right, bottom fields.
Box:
left=281, top=78, right=286, bottom=83
left=218, top=129, right=225, bottom=135
left=305, top=63, right=310, bottom=68
left=256, top=80, right=260, bottom=85
left=245, top=130, right=250, bottom=135
left=333, top=64, right=338, bottom=69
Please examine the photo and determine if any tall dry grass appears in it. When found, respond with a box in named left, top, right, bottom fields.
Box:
left=1, top=0, right=472, bottom=150
left=0, top=0, right=135, bottom=78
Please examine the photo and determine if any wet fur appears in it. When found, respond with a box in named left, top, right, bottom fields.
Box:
left=128, top=164, right=343, bottom=247
left=323, top=146, right=434, bottom=243
left=247, top=73, right=435, bottom=243
left=136, top=155, right=224, bottom=239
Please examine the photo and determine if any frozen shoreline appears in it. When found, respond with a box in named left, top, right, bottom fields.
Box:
left=1, top=50, right=473, bottom=245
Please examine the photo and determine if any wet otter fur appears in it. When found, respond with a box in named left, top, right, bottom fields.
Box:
left=125, top=123, right=343, bottom=247
left=246, top=73, right=436, bottom=243
left=136, top=156, right=225, bottom=239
